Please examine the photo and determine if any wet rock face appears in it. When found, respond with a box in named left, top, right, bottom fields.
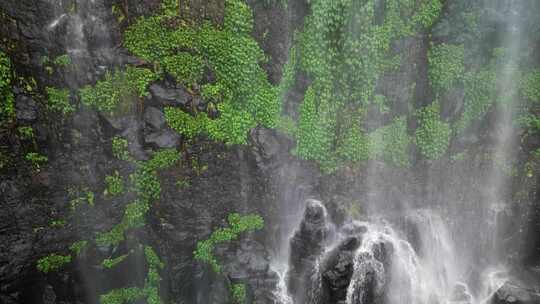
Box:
left=287, top=199, right=330, bottom=303
left=321, top=237, right=361, bottom=304
left=490, top=282, right=540, bottom=304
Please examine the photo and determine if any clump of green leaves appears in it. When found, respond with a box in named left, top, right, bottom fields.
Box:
left=112, top=136, right=131, bottom=161
left=231, top=283, right=247, bottom=304
left=50, top=220, right=66, bottom=228
left=0, top=50, right=15, bottom=124
left=428, top=43, right=465, bottom=94
left=102, top=254, right=129, bottom=268
left=37, top=254, right=72, bottom=273
left=290, top=0, right=442, bottom=171
left=17, top=126, right=34, bottom=140
left=369, top=117, right=412, bottom=168
left=46, top=87, right=75, bottom=115
left=100, top=246, right=164, bottom=304
left=125, top=0, right=280, bottom=145
left=105, top=170, right=124, bottom=196
left=79, top=67, right=158, bottom=115
left=69, top=188, right=95, bottom=210
left=53, top=54, right=72, bottom=67
left=194, top=213, right=264, bottom=273
left=96, top=149, right=181, bottom=247
left=70, top=241, right=88, bottom=256
left=25, top=152, right=48, bottom=170
left=415, top=102, right=451, bottom=160
left=520, top=69, right=540, bottom=103
left=164, top=107, right=207, bottom=139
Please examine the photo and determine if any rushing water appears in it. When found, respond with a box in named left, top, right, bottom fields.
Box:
left=270, top=2, right=529, bottom=303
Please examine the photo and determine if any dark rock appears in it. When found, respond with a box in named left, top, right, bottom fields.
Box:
left=149, top=83, right=191, bottom=106
left=144, top=129, right=181, bottom=149
left=42, top=284, right=56, bottom=304
left=144, top=106, right=166, bottom=130
left=287, top=199, right=330, bottom=303
left=490, top=282, right=540, bottom=304
left=15, top=94, right=39, bottom=122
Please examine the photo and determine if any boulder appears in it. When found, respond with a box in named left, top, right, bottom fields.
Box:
left=149, top=83, right=191, bottom=107
left=491, top=282, right=540, bottom=304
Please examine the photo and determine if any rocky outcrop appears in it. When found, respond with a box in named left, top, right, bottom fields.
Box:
left=287, top=199, right=330, bottom=303
left=491, top=282, right=540, bottom=304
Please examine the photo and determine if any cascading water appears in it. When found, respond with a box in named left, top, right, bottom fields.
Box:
left=267, top=1, right=540, bottom=303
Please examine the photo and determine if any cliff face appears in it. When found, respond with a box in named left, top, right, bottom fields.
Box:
left=0, top=1, right=539, bottom=304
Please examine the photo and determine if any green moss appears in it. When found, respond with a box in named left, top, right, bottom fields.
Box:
left=428, top=43, right=465, bottom=94
left=415, top=102, right=451, bottom=160
left=194, top=213, right=264, bottom=273
left=37, top=254, right=71, bottom=273
left=100, top=287, right=145, bottom=304
left=50, top=219, right=66, bottom=228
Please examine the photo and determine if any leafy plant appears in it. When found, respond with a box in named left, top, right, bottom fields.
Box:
left=17, top=126, right=34, bottom=140
left=79, top=67, right=158, bottom=115
left=53, top=54, right=72, bottom=67
left=112, top=136, right=131, bottom=161
left=0, top=50, right=15, bottom=124
left=105, top=170, right=124, bottom=196
left=46, top=87, right=75, bottom=115
left=25, top=152, right=48, bottom=170
left=194, top=213, right=264, bottom=273
left=428, top=43, right=465, bottom=94
left=37, top=254, right=71, bottom=273
left=415, top=102, right=451, bottom=160
left=231, top=283, right=247, bottom=304
left=70, top=241, right=88, bottom=256
left=102, top=254, right=128, bottom=268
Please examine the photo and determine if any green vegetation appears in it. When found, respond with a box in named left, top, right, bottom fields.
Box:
left=428, top=43, right=465, bottom=94
left=455, top=68, right=497, bottom=133
left=369, top=117, right=412, bottom=168
left=53, top=54, right=72, bottom=67
left=37, top=254, right=71, bottom=273
left=126, top=0, right=280, bottom=145
left=50, top=220, right=66, bottom=228
left=100, top=246, right=164, bottom=304
left=0, top=50, right=15, bottom=124
left=289, top=0, right=443, bottom=171
left=69, top=188, right=95, bottom=210
left=46, top=87, right=75, bottom=115
left=79, top=67, right=158, bottom=115
left=194, top=213, right=264, bottom=273
left=70, top=241, right=88, bottom=256
left=415, top=102, right=451, bottom=160
left=520, top=69, right=540, bottom=103
left=112, top=136, right=131, bottom=161
left=17, top=126, right=34, bottom=140
left=231, top=283, right=247, bottom=304
left=25, top=152, right=48, bottom=170
left=102, top=254, right=129, bottom=268
left=96, top=149, right=180, bottom=247
left=105, top=170, right=124, bottom=196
